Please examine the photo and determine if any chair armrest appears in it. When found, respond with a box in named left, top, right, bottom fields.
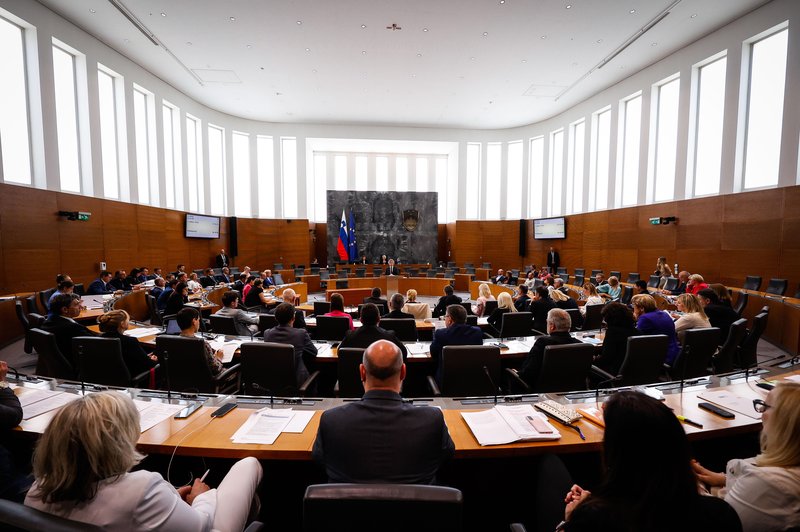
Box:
left=426, top=375, right=441, bottom=397
left=509, top=524, right=527, bottom=532
left=482, top=332, right=495, bottom=339
left=244, top=522, right=266, bottom=532
left=504, top=367, right=531, bottom=394
left=590, top=365, right=615, bottom=381
left=214, top=363, right=241, bottom=383
left=298, top=370, right=321, bottom=396
left=132, top=364, right=160, bottom=387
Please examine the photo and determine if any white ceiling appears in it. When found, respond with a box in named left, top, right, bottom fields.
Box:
left=37, top=0, right=769, bottom=129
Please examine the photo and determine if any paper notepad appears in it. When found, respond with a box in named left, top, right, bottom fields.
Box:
left=133, top=399, right=185, bottom=432
left=461, top=404, right=561, bottom=446
left=231, top=408, right=296, bottom=444
left=22, top=391, right=80, bottom=420
left=697, top=390, right=762, bottom=420
left=406, top=343, right=431, bottom=357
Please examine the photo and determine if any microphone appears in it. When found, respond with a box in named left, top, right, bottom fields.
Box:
left=78, top=345, right=86, bottom=396
left=252, top=383, right=274, bottom=408
left=163, top=350, right=171, bottom=401
left=483, top=365, right=500, bottom=405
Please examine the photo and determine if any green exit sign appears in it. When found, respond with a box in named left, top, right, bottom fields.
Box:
left=649, top=217, right=661, bottom=225
left=77, top=212, right=90, bottom=221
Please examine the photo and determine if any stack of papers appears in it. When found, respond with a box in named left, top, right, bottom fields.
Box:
left=405, top=343, right=431, bottom=357
left=461, top=404, right=561, bottom=446
left=502, top=339, right=535, bottom=352
left=133, top=399, right=185, bottom=432
left=20, top=390, right=81, bottom=420
left=124, top=327, right=163, bottom=338
left=230, top=408, right=315, bottom=444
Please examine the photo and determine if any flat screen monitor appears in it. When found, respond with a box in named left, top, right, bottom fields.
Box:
left=533, top=217, right=566, bottom=240
left=185, top=214, right=220, bottom=239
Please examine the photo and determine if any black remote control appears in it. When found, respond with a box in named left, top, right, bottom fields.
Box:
left=698, top=402, right=735, bottom=419
left=210, top=402, right=238, bottom=418
left=756, top=382, right=774, bottom=391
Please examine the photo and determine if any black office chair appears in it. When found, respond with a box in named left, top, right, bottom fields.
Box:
left=0, top=498, right=105, bottom=532
left=355, top=268, right=366, bottom=278
left=335, top=347, right=365, bottom=398
left=337, top=270, right=349, bottom=279
left=609, top=270, right=621, bottom=280
left=590, top=269, right=603, bottom=278
left=663, top=277, right=678, bottom=291
left=669, top=328, right=721, bottom=380
left=765, top=278, right=788, bottom=296
left=303, top=484, right=463, bottom=532
left=314, top=316, right=351, bottom=341
left=145, top=294, right=163, bottom=326
left=23, top=294, right=39, bottom=316
left=29, top=328, right=76, bottom=380
left=483, top=299, right=499, bottom=316
left=465, top=315, right=478, bottom=326
left=407, top=268, right=418, bottom=277
left=15, top=301, right=33, bottom=354
left=154, top=335, right=240, bottom=394
left=564, top=308, right=582, bottom=331
left=464, top=262, right=474, bottom=268
left=273, top=273, right=285, bottom=285
left=239, top=342, right=319, bottom=396
left=429, top=345, right=502, bottom=397
left=258, top=313, right=278, bottom=332
left=736, top=312, right=768, bottom=369
left=380, top=318, right=418, bottom=341
left=447, top=261, right=457, bottom=268
left=313, top=301, right=331, bottom=316
left=530, top=343, right=595, bottom=393
left=556, top=267, right=567, bottom=275
left=482, top=262, right=491, bottom=269
left=464, top=267, right=476, bottom=274
left=646, top=275, right=660, bottom=288
left=618, top=285, right=632, bottom=305
left=319, top=270, right=330, bottom=289
left=72, top=283, right=85, bottom=296
left=459, top=302, right=474, bottom=316
left=426, top=270, right=438, bottom=278
left=742, top=275, right=762, bottom=292
left=498, top=311, right=532, bottom=338
left=592, top=335, right=668, bottom=387
left=72, top=336, right=154, bottom=387
left=294, top=267, right=305, bottom=277
left=209, top=315, right=239, bottom=336
left=38, top=288, right=55, bottom=314
left=580, top=303, right=604, bottom=331
left=573, top=274, right=584, bottom=287
left=732, top=291, right=748, bottom=317
left=310, top=266, right=320, bottom=275
left=712, top=319, right=748, bottom=374
left=574, top=268, right=585, bottom=277
left=626, top=272, right=640, bottom=283
left=274, top=263, right=284, bottom=270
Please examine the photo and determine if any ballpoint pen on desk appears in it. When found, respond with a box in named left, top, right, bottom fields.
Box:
left=676, top=415, right=703, bottom=429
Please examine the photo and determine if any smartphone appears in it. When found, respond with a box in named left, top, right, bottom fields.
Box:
left=174, top=402, right=202, bottom=419
left=210, top=402, right=238, bottom=418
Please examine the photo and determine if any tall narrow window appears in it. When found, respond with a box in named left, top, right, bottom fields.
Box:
left=133, top=86, right=157, bottom=204
left=744, top=28, right=788, bottom=189
left=257, top=135, right=275, bottom=218
left=355, top=156, right=368, bottom=190
left=186, top=114, right=204, bottom=213
left=567, top=121, right=585, bottom=214
left=232, top=131, right=250, bottom=216
left=281, top=137, right=297, bottom=218
left=652, top=77, right=680, bottom=202
left=618, top=94, right=642, bottom=206
left=466, top=143, right=481, bottom=219
left=506, top=141, right=522, bottom=220
left=0, top=16, right=31, bottom=184
left=528, top=137, right=544, bottom=218
left=396, top=157, right=408, bottom=191
left=52, top=43, right=81, bottom=192
left=693, top=56, right=727, bottom=196
left=590, top=109, right=611, bottom=210
left=162, top=101, right=182, bottom=209
left=485, top=143, right=501, bottom=219
left=436, top=157, right=448, bottom=222
left=207, top=124, right=225, bottom=215
left=415, top=157, right=429, bottom=192
left=548, top=130, right=564, bottom=216
left=376, top=156, right=388, bottom=191
left=97, top=66, right=124, bottom=198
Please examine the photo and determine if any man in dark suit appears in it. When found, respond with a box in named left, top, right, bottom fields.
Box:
left=432, top=285, right=462, bottom=318
left=0, top=359, right=30, bottom=501
left=663, top=270, right=689, bottom=295
left=87, top=271, right=114, bottom=295
left=697, top=288, right=739, bottom=344
left=363, top=287, right=389, bottom=315
left=232, top=272, right=249, bottom=293
left=514, top=285, right=531, bottom=311
left=199, top=268, right=217, bottom=288
left=547, top=247, right=560, bottom=274
left=40, top=294, right=97, bottom=366
left=429, top=304, right=483, bottom=383
left=384, top=293, right=414, bottom=319
left=384, top=258, right=400, bottom=276
left=312, top=339, right=454, bottom=483
left=150, top=277, right=166, bottom=301
left=109, top=270, right=131, bottom=291
left=215, top=249, right=229, bottom=268
left=268, top=288, right=306, bottom=328
left=263, top=303, right=317, bottom=388
left=339, top=303, right=407, bottom=358
left=215, top=267, right=232, bottom=284
left=493, top=269, right=508, bottom=284
left=529, top=285, right=556, bottom=334
left=262, top=269, right=276, bottom=288
left=517, top=308, right=581, bottom=389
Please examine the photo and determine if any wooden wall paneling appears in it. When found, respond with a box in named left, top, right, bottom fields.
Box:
left=0, top=216, right=5, bottom=293
left=778, top=188, right=800, bottom=288
left=278, top=219, right=310, bottom=267
left=718, top=250, right=779, bottom=289
left=254, top=219, right=281, bottom=270
left=313, top=223, right=327, bottom=266
left=636, top=203, right=677, bottom=278
left=444, top=222, right=456, bottom=264
left=57, top=194, right=106, bottom=285
left=453, top=221, right=482, bottom=266
left=232, top=218, right=258, bottom=269
left=204, top=218, right=228, bottom=270
left=135, top=205, right=168, bottom=271
left=101, top=199, right=139, bottom=274
left=676, top=249, right=721, bottom=284
left=481, top=222, right=516, bottom=270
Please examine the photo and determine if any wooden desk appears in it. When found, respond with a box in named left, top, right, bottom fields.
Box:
left=297, top=275, right=321, bottom=293
left=274, top=282, right=308, bottom=304
left=454, top=273, right=473, bottom=292
left=469, top=281, right=514, bottom=300
left=398, top=277, right=453, bottom=297
left=475, top=268, right=490, bottom=281
left=111, top=289, right=150, bottom=322
left=276, top=269, right=296, bottom=284
left=325, top=288, right=373, bottom=306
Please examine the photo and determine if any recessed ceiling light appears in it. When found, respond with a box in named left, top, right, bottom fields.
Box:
left=305, top=47, right=311, bottom=52
left=417, top=52, right=422, bottom=57
left=296, top=20, right=302, bottom=25
left=362, top=50, right=367, bottom=54
left=690, top=13, right=698, bottom=18
left=540, top=35, right=547, bottom=39
left=482, top=32, right=488, bottom=37
left=247, top=44, right=252, bottom=49
left=499, top=0, right=505, bottom=3
left=312, top=69, right=317, bottom=73
left=89, top=8, right=96, bottom=13
left=361, top=24, right=367, bottom=28
left=629, top=9, right=636, bottom=14
left=565, top=4, right=572, bottom=8
left=229, top=16, right=236, bottom=21
left=186, top=41, right=192, bottom=46
left=160, top=12, right=166, bottom=17
left=596, top=38, right=603, bottom=43
left=521, top=59, right=527, bottom=63
left=411, top=74, right=416, bottom=78
left=423, top=28, right=429, bottom=32
left=470, top=56, right=476, bottom=61
left=275, top=92, right=283, bottom=96
left=651, top=42, right=657, bottom=46
left=260, top=67, right=264, bottom=70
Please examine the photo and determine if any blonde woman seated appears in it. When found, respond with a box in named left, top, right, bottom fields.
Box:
left=487, top=291, right=516, bottom=335
left=580, top=282, right=604, bottom=315
left=597, top=276, right=621, bottom=300
left=471, top=283, right=496, bottom=317
left=670, top=293, right=711, bottom=342
left=402, top=289, right=432, bottom=320
left=693, top=382, right=800, bottom=532
left=25, top=391, right=263, bottom=531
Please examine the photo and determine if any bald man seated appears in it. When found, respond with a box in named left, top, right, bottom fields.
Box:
left=312, top=340, right=455, bottom=484
left=267, top=288, right=305, bottom=328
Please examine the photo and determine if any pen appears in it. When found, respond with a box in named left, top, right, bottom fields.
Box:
left=676, top=415, right=703, bottom=429
left=199, top=469, right=210, bottom=483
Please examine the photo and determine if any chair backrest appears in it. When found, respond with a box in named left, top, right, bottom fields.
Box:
left=30, top=328, right=76, bottom=380
left=155, top=335, right=216, bottom=393
left=0, top=498, right=105, bottom=532
left=737, top=312, right=768, bottom=369
left=533, top=343, right=595, bottom=393
left=647, top=275, right=661, bottom=288
left=294, top=267, right=305, bottom=276
left=274, top=263, right=284, bottom=270
left=209, top=315, right=240, bottom=336
left=465, top=267, right=476, bottom=274
left=626, top=272, right=640, bottom=283
left=483, top=299, right=498, bottom=316
left=15, top=300, right=30, bottom=331
left=581, top=303, right=604, bottom=331
left=273, top=273, right=285, bottom=285
left=145, top=294, right=162, bottom=325
left=671, top=327, right=721, bottom=380
left=733, top=292, right=749, bottom=317
left=447, top=261, right=456, bottom=268
left=24, top=294, right=39, bottom=315
left=38, top=288, right=56, bottom=313
left=712, top=319, right=748, bottom=374
left=556, top=267, right=567, bottom=275
left=765, top=278, right=787, bottom=296
left=499, top=311, right=532, bottom=338
left=590, top=269, right=603, bottom=277
left=458, top=302, right=473, bottom=316
left=328, top=266, right=337, bottom=273
left=609, top=270, right=621, bottom=279
left=482, top=262, right=491, bottom=269
left=464, top=262, right=474, bottom=268
left=27, top=312, right=45, bottom=329
left=440, top=345, right=502, bottom=397
left=663, top=277, right=678, bottom=291
left=310, top=266, right=320, bottom=274
left=615, top=335, right=668, bottom=386
left=336, top=347, right=365, bottom=398
left=380, top=318, right=418, bottom=341
left=319, top=270, right=331, bottom=280
left=313, top=301, right=331, bottom=316
left=426, top=269, right=438, bottom=278
left=258, top=313, right=278, bottom=332
left=355, top=268, right=366, bottom=278
left=742, top=275, right=762, bottom=291
left=573, top=274, right=584, bottom=286
left=315, top=316, right=351, bottom=341
left=239, top=342, right=299, bottom=396
left=619, top=285, right=632, bottom=305
left=574, top=268, right=585, bottom=276
left=303, top=483, right=463, bottom=532
left=73, top=283, right=85, bottom=296
left=564, top=308, right=582, bottom=331
left=466, top=315, right=478, bottom=326
left=73, top=336, right=133, bottom=387
left=337, top=270, right=349, bottom=278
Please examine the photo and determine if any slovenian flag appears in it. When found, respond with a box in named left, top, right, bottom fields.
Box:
left=337, top=209, right=349, bottom=261
left=348, top=210, right=358, bottom=262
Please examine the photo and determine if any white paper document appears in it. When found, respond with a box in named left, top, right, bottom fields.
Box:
left=784, top=375, right=800, bottom=383
left=405, top=343, right=431, bottom=357
left=231, top=408, right=295, bottom=444
left=22, top=391, right=80, bottom=420
left=124, top=327, right=163, bottom=338
left=16, top=388, right=60, bottom=408
left=698, top=390, right=762, bottom=420
left=133, top=399, right=185, bottom=432
left=502, top=340, right=534, bottom=352
left=283, top=410, right=315, bottom=433
left=461, top=404, right=561, bottom=446
left=315, top=343, right=333, bottom=357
